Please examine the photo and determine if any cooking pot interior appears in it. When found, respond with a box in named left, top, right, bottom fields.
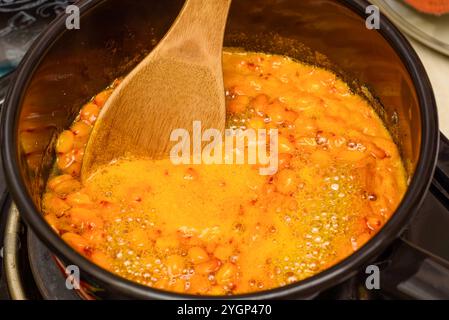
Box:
left=15, top=0, right=420, bottom=224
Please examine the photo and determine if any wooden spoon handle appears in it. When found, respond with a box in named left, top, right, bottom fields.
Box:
left=155, top=0, right=232, bottom=64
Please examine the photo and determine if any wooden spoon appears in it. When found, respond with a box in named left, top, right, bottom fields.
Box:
left=82, top=0, right=231, bottom=180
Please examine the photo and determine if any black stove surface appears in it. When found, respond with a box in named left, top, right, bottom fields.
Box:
left=0, top=0, right=449, bottom=300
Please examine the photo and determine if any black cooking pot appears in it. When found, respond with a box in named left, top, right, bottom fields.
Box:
left=0, top=0, right=441, bottom=299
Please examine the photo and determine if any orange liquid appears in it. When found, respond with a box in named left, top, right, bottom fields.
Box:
left=43, top=50, right=407, bottom=295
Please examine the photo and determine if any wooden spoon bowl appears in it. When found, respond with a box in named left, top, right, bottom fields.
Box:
left=82, top=0, right=231, bottom=179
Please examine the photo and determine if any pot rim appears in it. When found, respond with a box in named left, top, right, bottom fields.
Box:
left=1, top=0, right=439, bottom=299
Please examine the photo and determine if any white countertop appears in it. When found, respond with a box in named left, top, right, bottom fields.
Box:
left=409, top=38, right=449, bottom=136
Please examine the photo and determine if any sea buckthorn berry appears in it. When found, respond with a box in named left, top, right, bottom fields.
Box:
left=73, top=149, right=85, bottom=163
left=206, top=242, right=218, bottom=254
left=63, top=161, right=81, bottom=177
left=45, top=214, right=59, bottom=233
left=228, top=95, right=250, bottom=114
left=187, top=275, right=210, bottom=294
left=266, top=100, right=287, bottom=124
left=170, top=279, right=186, bottom=293
left=247, top=117, right=265, bottom=130
left=276, top=169, right=299, bottom=195
left=80, top=103, right=100, bottom=124
left=68, top=207, right=99, bottom=226
left=369, top=143, right=388, bottom=160
left=188, top=247, right=209, bottom=264
left=267, top=100, right=298, bottom=123
left=71, top=121, right=92, bottom=138
left=73, top=136, right=88, bottom=150
left=195, top=258, right=221, bottom=275
left=215, top=263, right=238, bottom=286
left=155, top=236, right=179, bottom=253
left=250, top=94, right=270, bottom=114
left=43, top=194, right=70, bottom=217
left=366, top=215, right=383, bottom=231
left=56, top=130, right=75, bottom=154
left=208, top=285, right=226, bottom=296
left=48, top=174, right=73, bottom=191
left=94, top=89, right=113, bottom=108
left=52, top=179, right=81, bottom=196
left=57, top=151, right=75, bottom=170
left=283, top=110, right=299, bottom=123
left=62, top=232, right=90, bottom=255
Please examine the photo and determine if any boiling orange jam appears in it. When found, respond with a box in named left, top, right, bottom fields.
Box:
left=43, top=50, right=407, bottom=295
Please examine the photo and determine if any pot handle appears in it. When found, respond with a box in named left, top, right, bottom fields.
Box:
left=380, top=237, right=449, bottom=299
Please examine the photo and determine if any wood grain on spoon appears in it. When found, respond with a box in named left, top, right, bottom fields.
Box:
left=82, top=0, right=231, bottom=180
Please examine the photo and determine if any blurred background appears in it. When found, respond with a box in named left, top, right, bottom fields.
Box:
left=371, top=0, right=449, bottom=135
left=0, top=0, right=73, bottom=78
